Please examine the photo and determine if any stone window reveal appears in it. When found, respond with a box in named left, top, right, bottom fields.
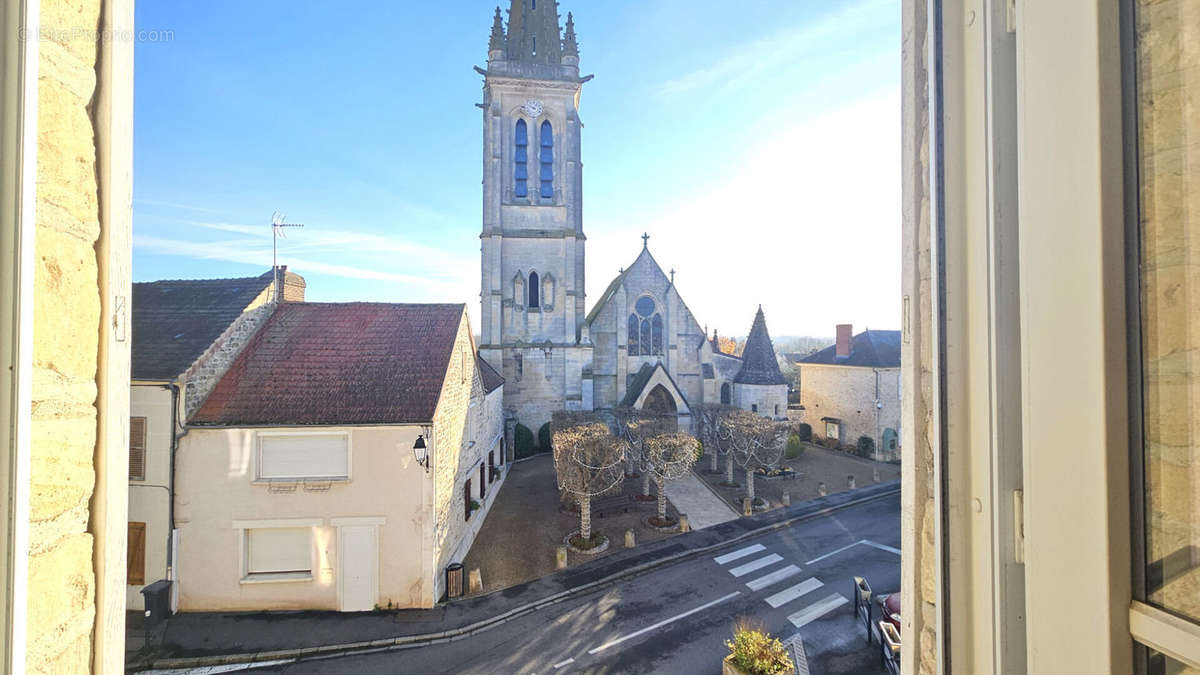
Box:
left=628, top=295, right=663, bottom=356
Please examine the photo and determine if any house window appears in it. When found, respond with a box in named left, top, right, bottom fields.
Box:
left=244, top=527, right=312, bottom=579
left=488, top=450, right=495, bottom=483
left=774, top=405, right=779, bottom=417
left=721, top=383, right=732, bottom=405
left=257, top=433, right=349, bottom=481
left=479, top=464, right=486, bottom=499
left=127, top=522, right=145, bottom=586
left=752, top=404, right=758, bottom=413
left=464, top=479, right=472, bottom=521
left=825, top=421, right=840, bottom=442
left=129, top=416, right=147, bottom=481
left=539, top=121, right=554, bottom=199
left=628, top=295, right=663, bottom=356
left=514, top=119, right=528, bottom=198
left=528, top=271, right=540, bottom=308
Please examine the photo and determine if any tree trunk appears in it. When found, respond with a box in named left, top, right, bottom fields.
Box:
left=725, top=453, right=735, bottom=483
left=656, top=477, right=667, bottom=520
left=641, top=471, right=651, bottom=497
left=580, top=494, right=592, bottom=540
left=710, top=447, right=719, bottom=472
left=746, top=468, right=756, bottom=501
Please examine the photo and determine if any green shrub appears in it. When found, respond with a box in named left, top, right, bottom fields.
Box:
left=856, top=435, right=876, bottom=458
left=695, top=441, right=705, bottom=463
left=785, top=433, right=804, bottom=460
left=725, top=622, right=793, bottom=675
left=537, top=422, right=553, bottom=453
left=795, top=423, right=812, bottom=441
left=514, top=424, right=535, bottom=458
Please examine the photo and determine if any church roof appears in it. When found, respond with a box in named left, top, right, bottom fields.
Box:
left=799, top=329, right=901, bottom=368
left=620, top=362, right=690, bottom=410
left=733, top=307, right=787, bottom=386
left=191, top=303, right=468, bottom=426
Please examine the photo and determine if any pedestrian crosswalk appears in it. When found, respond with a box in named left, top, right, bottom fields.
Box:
left=712, top=544, right=850, bottom=629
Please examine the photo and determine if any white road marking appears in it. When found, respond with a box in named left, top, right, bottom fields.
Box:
left=713, top=544, right=765, bottom=565
left=804, top=539, right=901, bottom=565
left=765, top=577, right=824, bottom=608
left=861, top=540, right=902, bottom=555
left=587, top=592, right=741, bottom=655
left=553, top=658, right=575, bottom=668
left=787, top=593, right=849, bottom=628
left=728, top=553, right=783, bottom=577
left=745, top=564, right=802, bottom=591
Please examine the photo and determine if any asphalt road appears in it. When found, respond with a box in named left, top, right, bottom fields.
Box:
left=251, top=492, right=900, bottom=675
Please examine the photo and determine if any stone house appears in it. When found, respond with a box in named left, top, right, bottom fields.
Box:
left=796, top=324, right=900, bottom=459
left=128, top=269, right=304, bottom=611
left=176, top=303, right=504, bottom=611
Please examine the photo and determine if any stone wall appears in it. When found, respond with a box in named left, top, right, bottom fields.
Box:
left=733, top=383, right=789, bottom=421
left=1136, top=0, right=1200, bottom=620
left=28, top=0, right=104, bottom=670
left=900, top=0, right=937, bottom=668
left=182, top=301, right=274, bottom=418
left=798, top=364, right=901, bottom=454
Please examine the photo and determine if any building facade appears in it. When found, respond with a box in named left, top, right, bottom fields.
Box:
left=797, top=324, right=901, bottom=459
left=176, top=303, right=504, bottom=611
left=477, top=2, right=787, bottom=436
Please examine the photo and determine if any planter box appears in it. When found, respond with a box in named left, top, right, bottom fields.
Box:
left=722, top=654, right=795, bottom=675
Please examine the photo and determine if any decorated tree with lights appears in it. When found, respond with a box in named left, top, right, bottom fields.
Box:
left=695, top=404, right=742, bottom=486
left=726, top=410, right=788, bottom=506
left=552, top=411, right=625, bottom=546
left=614, top=409, right=674, bottom=500
left=643, top=431, right=699, bottom=526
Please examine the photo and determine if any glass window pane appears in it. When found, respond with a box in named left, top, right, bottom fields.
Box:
left=1147, top=649, right=1200, bottom=675
left=1136, top=0, right=1200, bottom=623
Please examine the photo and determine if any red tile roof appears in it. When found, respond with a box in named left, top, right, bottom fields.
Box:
left=191, top=303, right=467, bottom=426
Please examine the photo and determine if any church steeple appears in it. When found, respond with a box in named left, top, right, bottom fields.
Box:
left=504, top=0, right=564, bottom=65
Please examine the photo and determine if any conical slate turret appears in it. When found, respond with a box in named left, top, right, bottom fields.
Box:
left=734, top=307, right=787, bottom=385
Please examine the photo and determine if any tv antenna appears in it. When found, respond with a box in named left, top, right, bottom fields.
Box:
left=271, top=212, right=304, bottom=301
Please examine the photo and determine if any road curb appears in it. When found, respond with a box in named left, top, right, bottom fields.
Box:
left=135, top=484, right=900, bottom=672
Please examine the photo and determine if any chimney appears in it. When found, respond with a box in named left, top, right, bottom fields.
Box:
left=836, top=324, right=853, bottom=358
left=274, top=265, right=287, bottom=303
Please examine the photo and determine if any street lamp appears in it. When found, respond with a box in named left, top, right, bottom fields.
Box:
left=412, top=434, right=429, bottom=471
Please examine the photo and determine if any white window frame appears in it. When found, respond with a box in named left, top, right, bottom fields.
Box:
left=254, top=431, right=351, bottom=483
left=233, top=518, right=321, bottom=584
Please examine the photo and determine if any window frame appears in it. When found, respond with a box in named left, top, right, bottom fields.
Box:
left=254, top=431, right=352, bottom=483
left=128, top=416, right=146, bottom=481
left=232, top=518, right=320, bottom=584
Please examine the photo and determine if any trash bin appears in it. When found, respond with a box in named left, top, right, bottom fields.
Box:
left=446, top=562, right=464, bottom=599
left=140, top=579, right=172, bottom=627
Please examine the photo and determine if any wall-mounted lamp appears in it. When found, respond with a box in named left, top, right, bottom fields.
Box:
left=413, top=434, right=430, bottom=472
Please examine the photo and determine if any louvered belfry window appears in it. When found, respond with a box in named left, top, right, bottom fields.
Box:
left=540, top=121, right=554, bottom=199
left=514, top=120, right=529, bottom=198
left=129, top=417, right=147, bottom=481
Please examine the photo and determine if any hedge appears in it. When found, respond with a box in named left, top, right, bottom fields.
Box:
left=514, top=423, right=536, bottom=459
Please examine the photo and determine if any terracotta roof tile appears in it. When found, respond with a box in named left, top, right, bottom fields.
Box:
left=191, top=302, right=467, bottom=426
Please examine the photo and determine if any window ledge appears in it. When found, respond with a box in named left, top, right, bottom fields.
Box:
left=252, top=477, right=349, bottom=485
left=240, top=572, right=313, bottom=585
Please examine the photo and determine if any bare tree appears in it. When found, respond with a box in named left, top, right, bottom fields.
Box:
left=696, top=404, right=741, bottom=485
left=726, top=410, right=788, bottom=505
left=643, top=431, right=699, bottom=525
left=552, top=411, right=625, bottom=544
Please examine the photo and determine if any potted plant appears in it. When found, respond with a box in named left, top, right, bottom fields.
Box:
left=468, top=499, right=481, bottom=515
left=723, top=622, right=794, bottom=675
left=490, top=465, right=502, bottom=481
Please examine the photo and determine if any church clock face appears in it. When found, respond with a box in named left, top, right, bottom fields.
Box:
left=521, top=99, right=544, bottom=117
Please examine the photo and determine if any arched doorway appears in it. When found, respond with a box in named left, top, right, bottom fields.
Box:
left=720, top=382, right=732, bottom=405
left=643, top=384, right=677, bottom=415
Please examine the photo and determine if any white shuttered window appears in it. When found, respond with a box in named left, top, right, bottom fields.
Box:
left=257, top=434, right=349, bottom=480
left=245, top=528, right=311, bottom=575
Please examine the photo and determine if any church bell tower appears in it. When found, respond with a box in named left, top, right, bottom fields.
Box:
left=478, top=2, right=591, bottom=431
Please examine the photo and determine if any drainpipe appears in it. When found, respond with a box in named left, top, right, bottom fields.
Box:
left=167, top=381, right=187, bottom=577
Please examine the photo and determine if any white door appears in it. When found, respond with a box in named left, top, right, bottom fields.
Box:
left=339, top=525, right=378, bottom=612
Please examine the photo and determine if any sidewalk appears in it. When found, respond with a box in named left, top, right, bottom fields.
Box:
left=664, top=469, right=738, bottom=529
left=131, top=481, right=900, bottom=671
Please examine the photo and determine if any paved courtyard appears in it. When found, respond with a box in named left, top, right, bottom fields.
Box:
left=462, top=455, right=687, bottom=594
left=698, top=443, right=901, bottom=512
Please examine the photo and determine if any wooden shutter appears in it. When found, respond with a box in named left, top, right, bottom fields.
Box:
left=464, top=479, right=471, bottom=521
left=127, top=522, right=145, bottom=585
left=129, top=417, right=146, bottom=481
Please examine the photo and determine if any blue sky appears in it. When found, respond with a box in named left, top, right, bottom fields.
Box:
left=134, top=0, right=900, bottom=337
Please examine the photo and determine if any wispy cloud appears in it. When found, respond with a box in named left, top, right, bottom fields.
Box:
left=134, top=198, right=227, bottom=214
left=661, top=0, right=894, bottom=97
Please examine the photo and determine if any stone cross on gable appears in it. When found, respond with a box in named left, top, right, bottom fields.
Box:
left=642, top=232, right=649, bottom=249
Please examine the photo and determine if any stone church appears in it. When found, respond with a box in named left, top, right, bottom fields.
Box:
left=475, top=1, right=788, bottom=436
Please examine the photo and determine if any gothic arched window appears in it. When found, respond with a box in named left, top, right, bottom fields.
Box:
left=514, top=120, right=529, bottom=199
left=539, top=121, right=554, bottom=199
left=528, top=271, right=540, bottom=308
left=628, top=295, right=664, bottom=356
